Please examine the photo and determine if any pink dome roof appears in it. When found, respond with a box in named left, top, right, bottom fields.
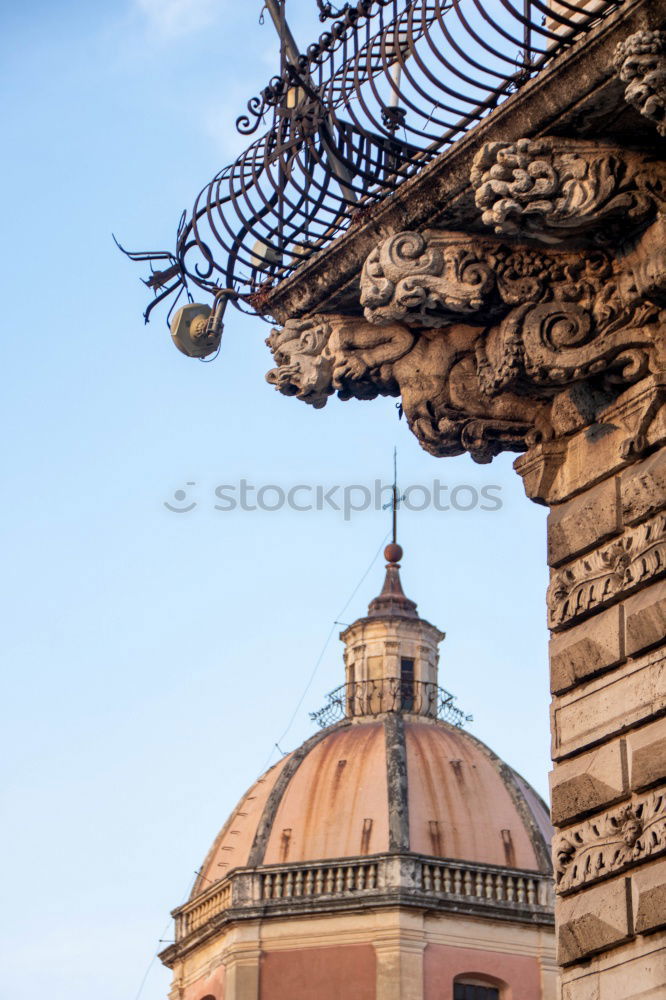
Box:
left=192, top=715, right=551, bottom=897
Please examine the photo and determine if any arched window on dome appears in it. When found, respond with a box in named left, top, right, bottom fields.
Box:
left=453, top=974, right=503, bottom=1000
left=200, top=994, right=216, bottom=1000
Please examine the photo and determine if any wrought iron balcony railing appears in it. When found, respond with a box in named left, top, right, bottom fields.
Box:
left=120, top=0, right=623, bottom=329
left=310, top=677, right=472, bottom=727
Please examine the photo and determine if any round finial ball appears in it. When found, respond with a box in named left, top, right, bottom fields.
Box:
left=384, top=543, right=403, bottom=563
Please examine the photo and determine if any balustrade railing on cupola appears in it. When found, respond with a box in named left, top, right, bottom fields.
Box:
left=172, top=853, right=554, bottom=944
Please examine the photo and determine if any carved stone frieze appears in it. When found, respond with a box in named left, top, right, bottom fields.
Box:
left=469, top=138, right=664, bottom=243
left=359, top=230, right=663, bottom=365
left=547, top=511, right=666, bottom=630
left=268, top=220, right=664, bottom=463
left=554, top=787, right=666, bottom=895
left=614, top=29, right=666, bottom=137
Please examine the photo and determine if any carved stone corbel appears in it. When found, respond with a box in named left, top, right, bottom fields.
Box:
left=614, top=29, right=666, bottom=137
left=267, top=218, right=664, bottom=464
left=469, top=137, right=665, bottom=244
left=265, top=313, right=551, bottom=462
left=359, top=228, right=663, bottom=390
left=265, top=314, right=414, bottom=408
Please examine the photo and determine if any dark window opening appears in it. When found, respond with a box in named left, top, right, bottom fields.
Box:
left=454, top=985, right=500, bottom=1000
left=400, top=657, right=414, bottom=710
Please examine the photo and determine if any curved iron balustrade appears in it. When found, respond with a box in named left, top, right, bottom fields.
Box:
left=119, top=0, right=622, bottom=326
left=310, top=677, right=472, bottom=727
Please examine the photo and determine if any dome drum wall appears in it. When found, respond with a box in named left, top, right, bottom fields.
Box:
left=170, top=908, right=557, bottom=1000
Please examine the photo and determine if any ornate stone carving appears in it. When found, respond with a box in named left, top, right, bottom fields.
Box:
left=361, top=231, right=501, bottom=328
left=269, top=221, right=664, bottom=463
left=266, top=313, right=554, bottom=462
left=265, top=314, right=414, bottom=408
left=614, top=30, right=666, bottom=137
left=360, top=230, right=662, bottom=356
left=547, top=511, right=666, bottom=630
left=470, top=138, right=664, bottom=243
left=554, top=788, right=666, bottom=894
left=391, top=326, right=553, bottom=463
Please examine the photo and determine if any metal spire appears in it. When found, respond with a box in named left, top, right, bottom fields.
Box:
left=385, top=447, right=405, bottom=548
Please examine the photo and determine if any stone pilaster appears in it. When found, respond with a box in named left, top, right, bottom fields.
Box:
left=515, top=376, right=666, bottom=999
left=223, top=945, right=261, bottom=1000
left=373, top=912, right=426, bottom=1000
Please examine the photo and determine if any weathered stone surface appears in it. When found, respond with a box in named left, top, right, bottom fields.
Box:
left=632, top=858, right=666, bottom=934
left=561, top=977, right=600, bottom=1000
left=549, top=740, right=627, bottom=826
left=622, top=213, right=666, bottom=308
left=614, top=29, right=666, bottom=137
left=470, top=137, right=665, bottom=243
left=265, top=315, right=413, bottom=409
left=627, top=718, right=666, bottom=792
left=548, top=479, right=620, bottom=568
left=268, top=202, right=666, bottom=464
left=269, top=223, right=665, bottom=464
left=557, top=878, right=631, bottom=965
left=549, top=604, right=624, bottom=694
left=552, top=648, right=666, bottom=760
left=621, top=450, right=666, bottom=527
left=554, top=787, right=666, bottom=894
left=624, top=581, right=666, bottom=657
left=561, top=936, right=666, bottom=999
left=516, top=377, right=666, bottom=507
left=547, top=512, right=666, bottom=631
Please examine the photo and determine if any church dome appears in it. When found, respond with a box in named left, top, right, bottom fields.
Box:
left=193, top=714, right=551, bottom=897
left=192, top=545, right=551, bottom=898
left=166, top=544, right=555, bottom=1000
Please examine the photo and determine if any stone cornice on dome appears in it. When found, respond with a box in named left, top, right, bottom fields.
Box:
left=162, top=849, right=555, bottom=966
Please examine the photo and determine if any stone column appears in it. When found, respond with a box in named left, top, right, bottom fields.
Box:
left=516, top=376, right=666, bottom=998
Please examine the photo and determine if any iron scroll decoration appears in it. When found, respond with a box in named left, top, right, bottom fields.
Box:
left=117, top=0, right=622, bottom=356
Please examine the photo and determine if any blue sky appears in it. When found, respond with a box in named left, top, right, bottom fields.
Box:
left=2, top=3, right=550, bottom=998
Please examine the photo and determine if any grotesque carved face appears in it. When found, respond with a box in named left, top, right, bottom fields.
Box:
left=265, top=317, right=335, bottom=409
left=620, top=814, right=643, bottom=848
left=623, top=53, right=666, bottom=128
left=615, top=30, right=666, bottom=135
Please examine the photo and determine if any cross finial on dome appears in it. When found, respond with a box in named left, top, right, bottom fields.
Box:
left=368, top=450, right=418, bottom=618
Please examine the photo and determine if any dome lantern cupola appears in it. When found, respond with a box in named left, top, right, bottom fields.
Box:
left=341, top=544, right=445, bottom=720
